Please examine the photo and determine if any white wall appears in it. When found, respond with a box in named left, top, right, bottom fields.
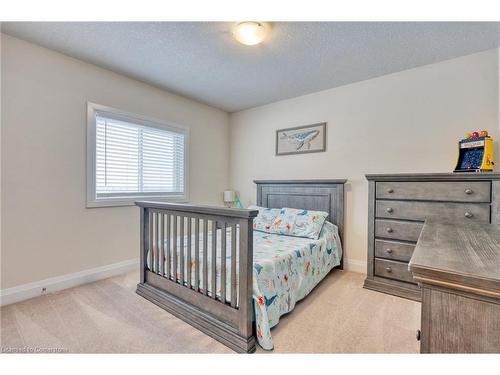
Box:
left=0, top=33, right=3, bottom=287
left=1, top=34, right=230, bottom=289
left=229, top=49, right=499, bottom=273
left=2, top=33, right=498, bottom=291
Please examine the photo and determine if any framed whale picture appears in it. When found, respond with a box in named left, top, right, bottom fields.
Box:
left=276, top=122, right=326, bottom=156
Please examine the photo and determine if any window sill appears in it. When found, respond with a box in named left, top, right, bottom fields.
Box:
left=86, top=195, right=188, bottom=208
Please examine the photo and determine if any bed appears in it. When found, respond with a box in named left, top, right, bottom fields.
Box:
left=136, top=179, right=346, bottom=352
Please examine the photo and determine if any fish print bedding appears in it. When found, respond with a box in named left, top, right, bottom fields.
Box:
left=147, top=221, right=342, bottom=350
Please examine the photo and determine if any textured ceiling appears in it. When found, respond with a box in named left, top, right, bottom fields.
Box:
left=2, top=22, right=500, bottom=112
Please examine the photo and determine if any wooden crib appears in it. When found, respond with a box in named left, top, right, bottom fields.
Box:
left=136, top=201, right=257, bottom=352
left=136, top=180, right=345, bottom=353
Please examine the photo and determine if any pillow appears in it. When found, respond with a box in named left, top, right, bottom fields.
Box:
left=271, top=207, right=328, bottom=239
left=248, top=205, right=281, bottom=233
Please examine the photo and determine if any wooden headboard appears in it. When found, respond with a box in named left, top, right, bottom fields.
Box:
left=254, top=179, right=346, bottom=249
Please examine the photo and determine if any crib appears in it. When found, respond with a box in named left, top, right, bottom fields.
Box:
left=136, top=180, right=345, bottom=352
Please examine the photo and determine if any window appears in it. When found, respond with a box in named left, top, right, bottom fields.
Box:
left=87, top=103, right=189, bottom=207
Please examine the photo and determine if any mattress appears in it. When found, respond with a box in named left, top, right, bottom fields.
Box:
left=147, top=221, right=342, bottom=350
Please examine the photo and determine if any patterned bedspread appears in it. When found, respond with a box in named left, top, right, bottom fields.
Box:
left=252, top=222, right=342, bottom=349
left=148, top=222, right=342, bottom=350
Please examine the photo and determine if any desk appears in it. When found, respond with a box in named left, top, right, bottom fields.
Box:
left=409, top=220, right=500, bottom=353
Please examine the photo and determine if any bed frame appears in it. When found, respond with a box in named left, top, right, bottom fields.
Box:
left=136, top=179, right=345, bottom=353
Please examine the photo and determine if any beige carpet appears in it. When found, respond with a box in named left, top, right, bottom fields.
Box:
left=0, top=270, right=420, bottom=353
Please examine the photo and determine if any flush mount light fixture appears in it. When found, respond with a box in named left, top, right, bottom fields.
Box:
left=232, top=22, right=270, bottom=46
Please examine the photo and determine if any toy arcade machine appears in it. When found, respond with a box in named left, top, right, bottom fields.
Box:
left=454, top=130, right=494, bottom=173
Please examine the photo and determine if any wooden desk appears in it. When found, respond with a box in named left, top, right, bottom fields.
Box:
left=409, top=220, right=500, bottom=353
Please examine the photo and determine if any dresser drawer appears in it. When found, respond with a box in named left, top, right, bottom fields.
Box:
left=376, top=200, right=491, bottom=222
left=376, top=181, right=491, bottom=202
left=375, top=219, right=424, bottom=242
left=375, top=258, right=416, bottom=284
left=375, top=239, right=415, bottom=262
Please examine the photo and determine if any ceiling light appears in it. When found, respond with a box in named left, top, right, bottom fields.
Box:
left=232, top=22, right=269, bottom=46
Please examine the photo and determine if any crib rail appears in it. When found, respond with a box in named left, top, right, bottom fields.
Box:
left=135, top=201, right=258, bottom=353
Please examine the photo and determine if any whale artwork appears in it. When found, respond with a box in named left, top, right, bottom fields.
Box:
left=276, top=122, right=326, bottom=155
left=280, top=129, right=320, bottom=150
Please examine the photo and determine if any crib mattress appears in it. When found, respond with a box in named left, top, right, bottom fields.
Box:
left=147, top=221, right=342, bottom=350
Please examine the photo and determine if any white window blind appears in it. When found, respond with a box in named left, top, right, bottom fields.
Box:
left=87, top=103, right=188, bottom=207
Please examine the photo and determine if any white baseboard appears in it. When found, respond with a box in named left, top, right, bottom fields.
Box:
left=344, top=258, right=367, bottom=274
left=1, top=256, right=366, bottom=306
left=0, top=258, right=139, bottom=306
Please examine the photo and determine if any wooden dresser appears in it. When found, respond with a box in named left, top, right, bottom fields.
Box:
left=363, top=173, right=500, bottom=301
left=409, top=220, right=500, bottom=353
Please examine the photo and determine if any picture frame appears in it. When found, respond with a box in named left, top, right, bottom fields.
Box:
left=276, top=122, right=327, bottom=156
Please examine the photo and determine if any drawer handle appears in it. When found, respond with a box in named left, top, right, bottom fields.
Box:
left=387, top=188, right=394, bottom=194
left=385, top=267, right=392, bottom=273
left=386, top=207, right=393, bottom=213
left=416, top=329, right=421, bottom=341
left=386, top=227, right=393, bottom=233
left=464, top=189, right=473, bottom=195
left=464, top=212, right=473, bottom=219
left=386, top=248, right=393, bottom=254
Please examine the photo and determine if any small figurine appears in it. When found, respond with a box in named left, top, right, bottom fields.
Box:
left=234, top=196, right=244, bottom=209
left=480, top=130, right=489, bottom=138
left=465, top=132, right=472, bottom=139
left=471, top=131, right=480, bottom=138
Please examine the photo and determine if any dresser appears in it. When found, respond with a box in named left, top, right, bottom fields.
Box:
left=363, top=173, right=500, bottom=301
left=409, top=220, right=500, bottom=353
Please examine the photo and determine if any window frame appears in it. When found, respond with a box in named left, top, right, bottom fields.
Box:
left=86, top=102, right=189, bottom=208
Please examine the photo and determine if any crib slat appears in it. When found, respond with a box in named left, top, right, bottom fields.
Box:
left=203, top=219, right=208, bottom=295
left=211, top=220, right=217, bottom=299
left=231, top=223, right=237, bottom=307
left=180, top=216, right=185, bottom=284
left=149, top=210, right=154, bottom=272
left=160, top=214, right=165, bottom=276
left=220, top=222, right=227, bottom=303
left=195, top=218, right=200, bottom=292
left=155, top=212, right=160, bottom=274
left=173, top=215, right=178, bottom=282
left=166, top=214, right=171, bottom=280
left=187, top=218, right=192, bottom=288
